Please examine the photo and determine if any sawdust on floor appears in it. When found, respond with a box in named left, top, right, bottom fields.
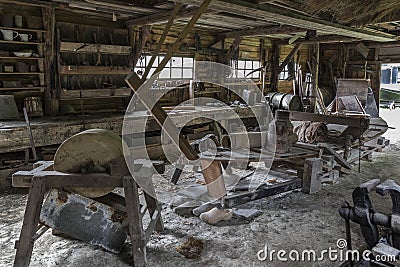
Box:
left=0, top=109, right=399, bottom=267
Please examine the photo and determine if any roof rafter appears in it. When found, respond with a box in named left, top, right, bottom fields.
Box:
left=219, top=25, right=307, bottom=38
left=176, top=0, right=397, bottom=42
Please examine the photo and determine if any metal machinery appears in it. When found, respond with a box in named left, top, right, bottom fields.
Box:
left=340, top=179, right=400, bottom=266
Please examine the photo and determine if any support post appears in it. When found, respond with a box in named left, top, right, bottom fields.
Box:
left=42, top=6, right=58, bottom=115
left=222, top=36, right=242, bottom=64
left=270, top=42, right=280, bottom=91
left=311, top=43, right=320, bottom=103
left=130, top=25, right=152, bottom=69
left=152, top=0, right=212, bottom=75
left=142, top=3, right=182, bottom=81
left=123, top=176, right=146, bottom=267
left=14, top=176, right=47, bottom=267
left=278, top=43, right=303, bottom=76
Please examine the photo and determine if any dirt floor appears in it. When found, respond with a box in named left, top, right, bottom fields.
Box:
left=1, top=108, right=399, bottom=267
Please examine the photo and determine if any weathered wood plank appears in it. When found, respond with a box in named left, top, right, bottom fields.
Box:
left=60, top=88, right=131, bottom=99
left=0, top=106, right=264, bottom=153
left=179, top=0, right=396, bottom=42
left=60, top=42, right=131, bottom=54
left=60, top=65, right=131, bottom=75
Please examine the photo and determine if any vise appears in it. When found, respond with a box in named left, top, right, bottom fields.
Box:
left=339, top=179, right=400, bottom=265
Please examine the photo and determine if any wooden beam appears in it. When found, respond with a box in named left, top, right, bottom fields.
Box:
left=223, top=36, right=242, bottom=64
left=84, top=0, right=157, bottom=13
left=270, top=42, right=301, bottom=92
left=54, top=0, right=145, bottom=17
left=125, top=6, right=199, bottom=26
left=54, top=0, right=156, bottom=14
left=60, top=42, right=131, bottom=54
left=153, top=0, right=212, bottom=75
left=125, top=72, right=199, bottom=161
left=0, top=0, right=50, bottom=7
left=142, top=2, right=182, bottom=81
left=219, top=25, right=306, bottom=38
left=130, top=25, right=151, bottom=68
left=125, top=0, right=212, bottom=162
left=277, top=43, right=302, bottom=75
left=285, top=35, right=360, bottom=45
left=179, top=0, right=397, bottom=42
left=270, top=41, right=280, bottom=91
left=60, top=66, right=131, bottom=75
left=311, top=43, right=320, bottom=106
left=289, top=111, right=370, bottom=128
left=42, top=6, right=58, bottom=116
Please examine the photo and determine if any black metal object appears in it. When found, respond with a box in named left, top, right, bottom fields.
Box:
left=353, top=179, right=380, bottom=248
left=339, top=179, right=400, bottom=257
left=376, top=180, right=400, bottom=249
left=224, top=179, right=302, bottom=208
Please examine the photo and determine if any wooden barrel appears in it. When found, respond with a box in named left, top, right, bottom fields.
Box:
left=266, top=92, right=302, bottom=111
left=53, top=129, right=124, bottom=198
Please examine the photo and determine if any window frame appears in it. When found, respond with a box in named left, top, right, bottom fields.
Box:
left=135, top=54, right=194, bottom=80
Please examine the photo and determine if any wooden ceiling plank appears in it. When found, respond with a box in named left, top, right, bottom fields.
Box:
left=84, top=0, right=157, bottom=14
left=125, top=6, right=200, bottom=26
left=220, top=25, right=307, bottom=38
left=154, top=0, right=212, bottom=75
left=142, top=2, right=182, bottom=80
left=177, top=0, right=397, bottom=42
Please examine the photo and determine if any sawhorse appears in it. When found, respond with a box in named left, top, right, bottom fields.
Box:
left=12, top=160, right=163, bottom=267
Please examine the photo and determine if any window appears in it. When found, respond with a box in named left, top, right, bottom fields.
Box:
left=236, top=59, right=260, bottom=79
left=135, top=54, right=194, bottom=80
left=278, top=61, right=297, bottom=81
left=279, top=64, right=290, bottom=80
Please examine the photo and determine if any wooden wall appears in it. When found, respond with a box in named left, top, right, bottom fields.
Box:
left=0, top=1, right=316, bottom=116
left=319, top=43, right=381, bottom=105
left=0, top=3, right=46, bottom=113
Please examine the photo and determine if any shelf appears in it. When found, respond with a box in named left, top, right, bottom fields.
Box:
left=0, top=40, right=43, bottom=45
left=0, top=87, right=44, bottom=91
left=60, top=42, right=131, bottom=54
left=195, top=90, right=222, bottom=95
left=0, top=56, right=43, bottom=60
left=0, top=72, right=44, bottom=75
left=0, top=26, right=46, bottom=33
left=60, top=65, right=130, bottom=75
left=60, top=88, right=131, bottom=99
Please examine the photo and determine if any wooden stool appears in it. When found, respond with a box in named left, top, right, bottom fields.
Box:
left=12, top=160, right=163, bottom=267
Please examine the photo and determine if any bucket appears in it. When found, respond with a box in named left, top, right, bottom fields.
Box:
left=24, top=96, right=43, bottom=117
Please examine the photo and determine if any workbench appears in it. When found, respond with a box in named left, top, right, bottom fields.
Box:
left=0, top=105, right=265, bottom=154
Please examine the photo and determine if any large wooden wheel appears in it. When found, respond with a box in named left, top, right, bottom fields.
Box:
left=54, top=129, right=124, bottom=198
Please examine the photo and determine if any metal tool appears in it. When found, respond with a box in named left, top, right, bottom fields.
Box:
left=339, top=179, right=400, bottom=266
left=376, top=180, right=400, bottom=249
